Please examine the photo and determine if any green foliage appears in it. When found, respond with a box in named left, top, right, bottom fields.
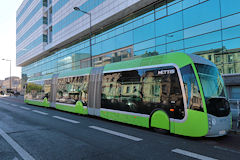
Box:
left=26, top=83, right=43, bottom=93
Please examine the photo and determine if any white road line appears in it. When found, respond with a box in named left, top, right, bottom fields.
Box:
left=0, top=128, right=35, bottom=160
left=11, top=104, right=18, bottom=107
left=32, top=110, right=48, bottom=115
left=172, top=148, right=218, bottom=160
left=52, top=116, right=80, bottom=124
left=20, top=106, right=31, bottom=110
left=214, top=146, right=240, bottom=154
left=89, top=126, right=143, bottom=141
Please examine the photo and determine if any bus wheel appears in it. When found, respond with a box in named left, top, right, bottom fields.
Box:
left=150, top=110, right=170, bottom=134
left=153, top=127, right=170, bottom=134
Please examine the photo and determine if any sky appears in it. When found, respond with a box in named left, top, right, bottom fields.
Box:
left=0, top=0, right=23, bottom=80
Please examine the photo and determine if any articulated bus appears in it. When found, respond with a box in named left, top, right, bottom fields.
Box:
left=24, top=52, right=231, bottom=137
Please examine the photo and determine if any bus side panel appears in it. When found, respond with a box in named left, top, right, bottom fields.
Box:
left=24, top=98, right=50, bottom=107
left=150, top=110, right=169, bottom=130
left=100, top=110, right=149, bottom=128
left=174, top=109, right=208, bottom=137
left=55, top=101, right=88, bottom=115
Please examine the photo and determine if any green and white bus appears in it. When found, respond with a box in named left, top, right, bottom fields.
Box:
left=24, top=52, right=231, bottom=137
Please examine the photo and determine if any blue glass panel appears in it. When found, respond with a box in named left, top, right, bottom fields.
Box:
left=53, top=0, right=106, bottom=35
left=123, top=22, right=134, bottom=32
left=102, top=37, right=116, bottom=53
left=156, top=45, right=166, bottom=54
left=185, top=42, right=222, bottom=54
left=166, top=31, right=183, bottom=43
left=185, top=31, right=221, bottom=48
left=168, top=0, right=182, bottom=15
left=167, top=40, right=184, bottom=53
left=134, top=22, right=155, bottom=43
left=183, top=0, right=220, bottom=28
left=155, top=12, right=183, bottom=37
left=222, top=25, right=240, bottom=40
left=92, top=42, right=102, bottom=56
left=222, top=13, right=240, bottom=29
left=156, top=36, right=166, bottom=46
left=142, top=12, right=154, bottom=24
left=17, top=2, right=42, bottom=34
left=17, top=0, right=34, bottom=21
left=223, top=38, right=240, bottom=50
left=184, top=20, right=221, bottom=38
left=134, top=39, right=155, bottom=52
left=134, top=47, right=156, bottom=57
left=182, top=0, right=199, bottom=9
left=52, top=0, right=69, bottom=14
left=116, top=30, right=133, bottom=49
left=220, top=0, right=240, bottom=17
left=155, top=0, right=166, bottom=19
left=17, top=18, right=43, bottom=46
left=17, top=35, right=43, bottom=58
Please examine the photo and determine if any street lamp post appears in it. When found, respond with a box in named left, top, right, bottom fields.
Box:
left=2, top=59, right=11, bottom=91
left=73, top=7, right=92, bottom=67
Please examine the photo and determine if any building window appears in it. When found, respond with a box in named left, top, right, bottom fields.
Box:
left=215, top=55, right=221, bottom=63
left=228, top=67, right=234, bottom=74
left=43, top=0, right=48, bottom=7
left=208, top=55, right=212, bottom=61
left=43, top=17, right=48, bottom=25
left=228, top=54, right=233, bottom=63
left=43, top=35, right=48, bottom=43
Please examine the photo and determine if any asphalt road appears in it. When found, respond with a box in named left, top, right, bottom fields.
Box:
left=0, top=96, right=240, bottom=160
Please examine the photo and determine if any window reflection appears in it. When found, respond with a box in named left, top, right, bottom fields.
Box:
left=23, top=0, right=240, bottom=79
left=25, top=79, right=51, bottom=101
left=102, top=66, right=185, bottom=119
left=92, top=47, right=133, bottom=67
left=180, top=65, right=203, bottom=111
left=56, top=76, right=89, bottom=105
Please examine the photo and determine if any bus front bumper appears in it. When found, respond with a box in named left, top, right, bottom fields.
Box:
left=206, top=113, right=232, bottom=137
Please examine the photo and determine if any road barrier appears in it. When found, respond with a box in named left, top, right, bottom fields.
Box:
left=229, top=99, right=240, bottom=132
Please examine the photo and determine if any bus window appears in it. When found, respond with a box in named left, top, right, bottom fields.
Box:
left=56, top=76, right=89, bottom=105
left=25, top=81, right=45, bottom=100
left=180, top=65, right=203, bottom=112
left=102, top=66, right=185, bottom=120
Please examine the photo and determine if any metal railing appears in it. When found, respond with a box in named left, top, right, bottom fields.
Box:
left=229, top=99, right=240, bottom=131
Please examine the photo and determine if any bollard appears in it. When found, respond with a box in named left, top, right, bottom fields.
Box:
left=237, top=100, right=239, bottom=129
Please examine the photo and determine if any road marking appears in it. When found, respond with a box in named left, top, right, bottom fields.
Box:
left=11, top=104, right=18, bottom=107
left=214, top=146, right=240, bottom=154
left=89, top=126, right=143, bottom=141
left=52, top=116, right=80, bottom=124
left=32, top=110, right=48, bottom=115
left=0, top=128, right=35, bottom=160
left=13, top=157, right=19, bottom=160
left=20, top=106, right=31, bottom=110
left=172, top=148, right=217, bottom=160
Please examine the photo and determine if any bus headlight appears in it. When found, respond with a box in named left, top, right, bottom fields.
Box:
left=208, top=117, right=212, bottom=130
left=212, top=118, right=216, bottom=126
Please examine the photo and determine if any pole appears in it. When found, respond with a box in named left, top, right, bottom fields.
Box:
left=10, top=60, right=11, bottom=90
left=89, top=13, right=92, bottom=67
left=73, top=7, right=92, bottom=67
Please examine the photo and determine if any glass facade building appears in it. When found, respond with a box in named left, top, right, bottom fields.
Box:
left=17, top=0, right=240, bottom=83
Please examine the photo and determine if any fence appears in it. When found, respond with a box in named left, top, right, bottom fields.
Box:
left=229, top=99, right=240, bottom=131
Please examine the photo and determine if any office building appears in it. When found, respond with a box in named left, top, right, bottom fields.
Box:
left=17, top=0, right=240, bottom=85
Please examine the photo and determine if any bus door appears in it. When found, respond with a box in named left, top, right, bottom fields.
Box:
left=88, top=67, right=104, bottom=116
left=50, top=74, right=58, bottom=108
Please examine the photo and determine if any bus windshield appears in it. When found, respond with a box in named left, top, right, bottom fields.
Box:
left=195, top=63, right=226, bottom=99
left=195, top=63, right=230, bottom=117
